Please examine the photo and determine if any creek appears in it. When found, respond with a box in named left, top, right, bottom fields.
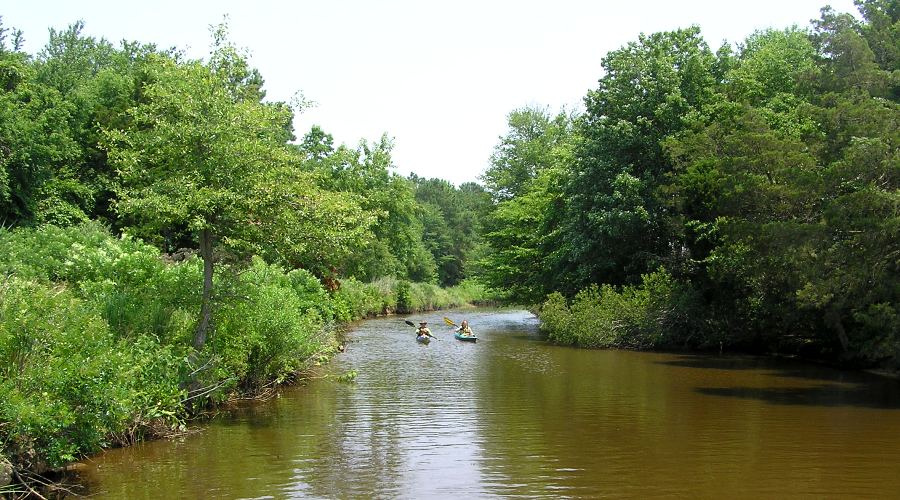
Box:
left=80, top=308, right=900, bottom=498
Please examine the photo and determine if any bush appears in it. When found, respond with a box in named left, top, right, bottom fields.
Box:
left=212, top=258, right=333, bottom=390
left=287, top=268, right=335, bottom=321
left=0, top=279, right=130, bottom=468
left=0, top=221, right=112, bottom=283
left=332, top=277, right=383, bottom=322
left=0, top=276, right=191, bottom=470
left=852, top=303, right=900, bottom=370
left=370, top=276, right=399, bottom=312
left=538, top=269, right=701, bottom=349
left=395, top=279, right=412, bottom=313
left=447, top=279, right=497, bottom=305
left=0, top=222, right=202, bottom=345
left=0, top=223, right=490, bottom=475
left=537, top=292, right=573, bottom=344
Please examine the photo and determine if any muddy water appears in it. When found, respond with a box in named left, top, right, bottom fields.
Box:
left=81, top=309, right=900, bottom=498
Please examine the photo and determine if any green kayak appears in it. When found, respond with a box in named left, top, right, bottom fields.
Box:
left=454, top=332, right=477, bottom=342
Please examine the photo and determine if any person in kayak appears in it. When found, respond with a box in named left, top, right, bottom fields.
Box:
left=416, top=321, right=434, bottom=339
left=455, top=320, right=473, bottom=337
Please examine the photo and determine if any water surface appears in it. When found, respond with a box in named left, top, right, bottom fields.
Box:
left=81, top=309, right=900, bottom=498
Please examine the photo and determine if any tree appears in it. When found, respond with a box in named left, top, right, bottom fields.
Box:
left=0, top=44, right=86, bottom=226
left=104, top=54, right=309, bottom=351
left=304, top=131, right=437, bottom=282
left=482, top=105, right=575, bottom=201
left=563, top=26, right=717, bottom=289
left=481, top=166, right=567, bottom=302
left=34, top=21, right=116, bottom=98
left=207, top=20, right=267, bottom=105
left=477, top=105, right=575, bottom=297
left=811, top=6, right=894, bottom=97
left=244, top=159, right=375, bottom=278
left=298, top=125, right=335, bottom=161
left=4, top=21, right=172, bottom=227
left=409, top=176, right=492, bottom=286
left=660, top=11, right=900, bottom=363
left=727, top=28, right=819, bottom=105
left=853, top=0, right=900, bottom=74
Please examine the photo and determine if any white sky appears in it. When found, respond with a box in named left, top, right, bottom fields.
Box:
left=5, top=1, right=859, bottom=186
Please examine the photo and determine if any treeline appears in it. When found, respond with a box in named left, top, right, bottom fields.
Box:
left=0, top=19, right=491, bottom=482
left=480, top=2, right=899, bottom=368
left=0, top=20, right=490, bottom=287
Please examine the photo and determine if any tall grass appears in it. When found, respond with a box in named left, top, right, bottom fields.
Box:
left=331, top=276, right=497, bottom=317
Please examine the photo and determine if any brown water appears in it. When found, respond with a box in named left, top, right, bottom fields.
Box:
left=80, top=309, right=900, bottom=498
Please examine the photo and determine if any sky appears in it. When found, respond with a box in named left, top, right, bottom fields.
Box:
left=5, top=0, right=860, bottom=186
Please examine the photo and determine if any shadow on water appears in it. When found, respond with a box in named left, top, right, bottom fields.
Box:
left=657, top=354, right=900, bottom=409
left=658, top=353, right=888, bottom=383
left=695, top=384, right=900, bottom=409
left=656, top=354, right=777, bottom=371
left=509, top=333, right=547, bottom=343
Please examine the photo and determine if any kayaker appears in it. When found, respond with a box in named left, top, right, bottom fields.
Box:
left=456, top=320, right=473, bottom=337
left=416, top=321, right=433, bottom=338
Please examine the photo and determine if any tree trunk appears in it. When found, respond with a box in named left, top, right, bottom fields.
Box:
left=194, top=228, right=214, bottom=351
left=825, top=308, right=849, bottom=353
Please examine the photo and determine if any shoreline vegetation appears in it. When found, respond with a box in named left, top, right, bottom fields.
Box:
left=0, top=16, right=497, bottom=494
left=0, top=223, right=495, bottom=494
left=480, top=2, right=898, bottom=376
left=2, top=0, right=898, bottom=495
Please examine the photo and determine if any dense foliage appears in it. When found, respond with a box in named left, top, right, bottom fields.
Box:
left=2, top=0, right=897, bottom=484
left=0, top=18, right=491, bottom=480
left=0, top=20, right=483, bottom=285
left=481, top=1, right=899, bottom=369
left=0, top=223, right=481, bottom=473
left=409, top=175, right=493, bottom=286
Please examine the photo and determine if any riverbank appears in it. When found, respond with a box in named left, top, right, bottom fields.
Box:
left=534, top=269, right=899, bottom=376
left=0, top=223, right=496, bottom=495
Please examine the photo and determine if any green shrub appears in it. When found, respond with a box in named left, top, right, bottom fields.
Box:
left=0, top=279, right=130, bottom=468
left=0, top=221, right=112, bottom=283
left=447, top=279, right=498, bottom=304
left=287, top=267, right=335, bottom=321
left=409, top=282, right=446, bottom=311
left=0, top=223, right=489, bottom=474
left=538, top=292, right=573, bottom=343
left=0, top=277, right=191, bottom=469
left=371, top=276, right=399, bottom=312
left=538, top=269, right=701, bottom=349
left=332, top=277, right=384, bottom=321
left=0, top=222, right=202, bottom=344
left=119, top=335, right=190, bottom=433
left=212, top=258, right=333, bottom=391
left=852, top=303, right=900, bottom=370
left=395, top=279, right=412, bottom=313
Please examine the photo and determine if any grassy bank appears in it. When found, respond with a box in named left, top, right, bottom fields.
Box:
left=0, top=223, right=494, bottom=487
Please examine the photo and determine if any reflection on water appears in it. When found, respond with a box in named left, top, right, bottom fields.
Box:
left=80, top=309, right=900, bottom=498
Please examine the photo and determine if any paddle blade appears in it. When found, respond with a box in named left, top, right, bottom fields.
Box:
left=443, top=316, right=456, bottom=327
left=404, top=320, right=416, bottom=327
